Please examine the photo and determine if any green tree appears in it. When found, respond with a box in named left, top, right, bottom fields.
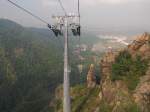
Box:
left=112, top=50, right=148, bottom=90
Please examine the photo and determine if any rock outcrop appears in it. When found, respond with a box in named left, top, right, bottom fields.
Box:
left=87, top=64, right=96, bottom=88
left=129, top=33, right=150, bottom=111
left=128, top=32, right=150, bottom=59
left=55, top=33, right=150, bottom=112
left=100, top=52, right=130, bottom=107
left=100, top=33, right=150, bottom=85
left=100, top=51, right=116, bottom=85
left=99, top=33, right=150, bottom=112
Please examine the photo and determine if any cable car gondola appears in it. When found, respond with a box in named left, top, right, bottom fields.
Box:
left=48, top=24, right=63, bottom=37
left=70, top=23, right=80, bottom=36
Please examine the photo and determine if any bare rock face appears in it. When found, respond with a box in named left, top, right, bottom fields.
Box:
left=87, top=64, right=96, bottom=88
left=129, top=33, right=150, bottom=111
left=133, top=64, right=150, bottom=112
left=100, top=51, right=116, bottom=84
left=99, top=51, right=134, bottom=112
left=99, top=51, right=119, bottom=104
left=128, top=32, right=150, bottom=59
left=99, top=33, right=150, bottom=111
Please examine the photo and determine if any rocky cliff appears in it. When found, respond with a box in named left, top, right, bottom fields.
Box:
left=133, top=63, right=150, bottom=112
left=99, top=32, right=150, bottom=112
left=87, top=64, right=96, bottom=88
left=128, top=32, right=150, bottom=59
left=55, top=33, right=150, bottom=112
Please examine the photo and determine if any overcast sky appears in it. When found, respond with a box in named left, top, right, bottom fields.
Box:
left=0, top=0, right=150, bottom=31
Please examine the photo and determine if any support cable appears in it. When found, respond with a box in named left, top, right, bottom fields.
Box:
left=7, top=0, right=49, bottom=25
left=57, top=0, right=67, bottom=15
left=77, top=0, right=81, bottom=59
left=78, top=0, right=80, bottom=24
left=7, top=0, right=65, bottom=52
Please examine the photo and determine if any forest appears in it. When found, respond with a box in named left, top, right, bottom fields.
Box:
left=0, top=19, right=101, bottom=112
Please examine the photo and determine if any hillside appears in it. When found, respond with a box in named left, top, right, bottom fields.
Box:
left=55, top=33, right=150, bottom=112
left=0, top=19, right=103, bottom=112
left=0, top=19, right=66, bottom=112
left=1, top=19, right=149, bottom=112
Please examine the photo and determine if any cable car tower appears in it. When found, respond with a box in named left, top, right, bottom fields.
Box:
left=51, top=1, right=81, bottom=112
left=52, top=13, right=80, bottom=112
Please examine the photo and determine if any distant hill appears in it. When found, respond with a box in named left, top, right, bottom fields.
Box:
left=0, top=19, right=64, bottom=112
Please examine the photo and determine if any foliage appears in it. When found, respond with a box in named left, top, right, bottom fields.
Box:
left=112, top=50, right=132, bottom=79
left=72, top=86, right=100, bottom=112
left=99, top=99, right=140, bottom=112
left=0, top=19, right=64, bottom=112
left=0, top=19, right=100, bottom=112
left=99, top=100, right=112, bottom=112
left=112, top=50, right=148, bottom=90
left=55, top=85, right=100, bottom=112
left=124, top=103, right=140, bottom=112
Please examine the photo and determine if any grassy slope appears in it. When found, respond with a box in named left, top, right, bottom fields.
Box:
left=56, top=85, right=100, bottom=112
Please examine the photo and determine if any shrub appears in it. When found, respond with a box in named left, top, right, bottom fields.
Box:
left=124, top=103, right=140, bottom=112
left=99, top=100, right=112, bottom=112
left=111, top=50, right=148, bottom=90
left=112, top=50, right=132, bottom=80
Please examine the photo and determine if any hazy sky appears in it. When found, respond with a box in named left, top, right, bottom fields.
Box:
left=0, top=0, right=150, bottom=30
